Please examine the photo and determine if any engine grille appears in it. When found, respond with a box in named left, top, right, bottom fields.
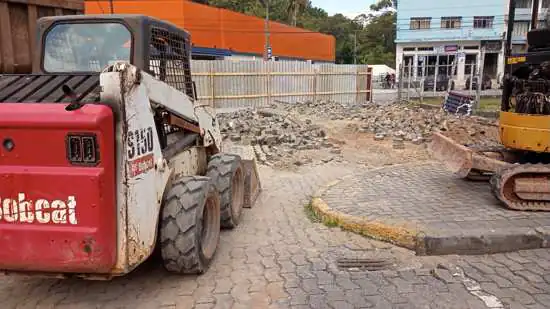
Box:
left=0, top=74, right=100, bottom=103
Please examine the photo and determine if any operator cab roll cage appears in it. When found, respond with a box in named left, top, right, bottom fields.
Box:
left=36, top=14, right=200, bottom=150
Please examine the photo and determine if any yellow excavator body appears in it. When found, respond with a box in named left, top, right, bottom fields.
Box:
left=499, top=111, right=550, bottom=153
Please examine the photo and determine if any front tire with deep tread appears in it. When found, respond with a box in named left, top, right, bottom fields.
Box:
left=207, top=153, right=245, bottom=229
left=160, top=176, right=221, bottom=275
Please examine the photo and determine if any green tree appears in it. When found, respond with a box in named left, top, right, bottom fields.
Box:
left=356, top=0, right=396, bottom=67
left=286, top=0, right=309, bottom=27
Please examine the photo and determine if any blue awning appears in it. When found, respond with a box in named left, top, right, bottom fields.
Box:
left=192, top=46, right=232, bottom=57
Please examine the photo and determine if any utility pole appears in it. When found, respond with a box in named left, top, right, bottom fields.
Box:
left=531, top=0, right=540, bottom=30
left=259, top=0, right=271, bottom=61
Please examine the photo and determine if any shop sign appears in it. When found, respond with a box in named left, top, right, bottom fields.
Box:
left=444, top=45, right=459, bottom=52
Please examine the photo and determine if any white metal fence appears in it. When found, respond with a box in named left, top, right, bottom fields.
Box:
left=190, top=60, right=373, bottom=109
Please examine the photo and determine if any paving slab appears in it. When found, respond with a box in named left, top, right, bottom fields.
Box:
left=312, top=161, right=550, bottom=255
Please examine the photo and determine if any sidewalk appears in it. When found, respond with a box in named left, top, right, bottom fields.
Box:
left=311, top=161, right=550, bottom=255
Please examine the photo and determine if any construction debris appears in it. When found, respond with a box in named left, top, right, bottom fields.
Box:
left=217, top=108, right=343, bottom=167
left=216, top=100, right=500, bottom=168
left=297, top=101, right=499, bottom=146
left=219, top=108, right=332, bottom=149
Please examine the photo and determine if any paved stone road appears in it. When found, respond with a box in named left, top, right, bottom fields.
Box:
left=319, top=162, right=550, bottom=255
left=1, top=163, right=549, bottom=309
left=322, top=162, right=550, bottom=230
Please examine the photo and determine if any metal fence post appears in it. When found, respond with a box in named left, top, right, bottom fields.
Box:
left=267, top=62, right=272, bottom=106
left=313, top=65, right=318, bottom=103
left=475, top=46, right=486, bottom=111
left=209, top=61, right=215, bottom=108
left=397, top=63, right=403, bottom=103
left=368, top=67, right=373, bottom=103
left=407, top=59, right=412, bottom=102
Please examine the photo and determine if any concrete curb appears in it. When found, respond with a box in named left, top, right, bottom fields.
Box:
left=310, top=173, right=418, bottom=251
left=311, top=167, right=550, bottom=256
left=416, top=227, right=548, bottom=256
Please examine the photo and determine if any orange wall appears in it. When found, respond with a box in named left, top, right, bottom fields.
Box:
left=85, top=0, right=335, bottom=62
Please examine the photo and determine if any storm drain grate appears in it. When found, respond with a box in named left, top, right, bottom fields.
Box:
left=336, top=257, right=395, bottom=271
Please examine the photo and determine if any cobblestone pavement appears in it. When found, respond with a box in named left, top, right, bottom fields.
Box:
left=321, top=162, right=550, bottom=232
left=1, top=163, right=549, bottom=309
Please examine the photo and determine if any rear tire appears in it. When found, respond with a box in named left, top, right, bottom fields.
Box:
left=207, top=154, right=245, bottom=229
left=160, top=176, right=221, bottom=274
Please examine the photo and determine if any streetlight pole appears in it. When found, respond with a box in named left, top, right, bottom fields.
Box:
left=259, top=0, right=271, bottom=60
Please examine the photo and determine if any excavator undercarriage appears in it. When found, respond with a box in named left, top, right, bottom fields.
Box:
left=429, top=133, right=550, bottom=211
left=430, top=64, right=550, bottom=212
left=429, top=0, right=550, bottom=211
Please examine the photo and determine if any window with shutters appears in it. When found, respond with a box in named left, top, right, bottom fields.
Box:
left=410, top=17, right=431, bottom=30
left=441, top=17, right=462, bottom=29
left=473, top=16, right=494, bottom=28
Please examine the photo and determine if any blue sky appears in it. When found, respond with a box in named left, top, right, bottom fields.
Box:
left=310, top=0, right=376, bottom=18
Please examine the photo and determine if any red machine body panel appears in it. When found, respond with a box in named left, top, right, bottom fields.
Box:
left=0, top=103, right=117, bottom=273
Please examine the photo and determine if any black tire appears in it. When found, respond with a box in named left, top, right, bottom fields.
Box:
left=207, top=153, right=245, bottom=229
left=160, top=176, right=221, bottom=274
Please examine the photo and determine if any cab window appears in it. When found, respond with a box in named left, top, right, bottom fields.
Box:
left=43, top=22, right=131, bottom=73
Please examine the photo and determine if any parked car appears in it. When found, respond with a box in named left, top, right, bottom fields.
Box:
left=423, top=75, right=455, bottom=91
left=465, top=74, right=492, bottom=90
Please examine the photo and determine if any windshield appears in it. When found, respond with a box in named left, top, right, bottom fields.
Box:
left=43, top=22, right=131, bottom=73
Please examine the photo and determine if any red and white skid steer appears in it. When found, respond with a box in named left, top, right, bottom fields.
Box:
left=0, top=14, right=261, bottom=279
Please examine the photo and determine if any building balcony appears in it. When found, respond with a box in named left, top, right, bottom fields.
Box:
left=395, top=27, right=504, bottom=43
left=512, top=8, right=548, bottom=21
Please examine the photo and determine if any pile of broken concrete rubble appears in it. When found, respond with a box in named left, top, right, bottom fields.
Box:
left=217, top=108, right=343, bottom=166
left=216, top=100, right=499, bottom=166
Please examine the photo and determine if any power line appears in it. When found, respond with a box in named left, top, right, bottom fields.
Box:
left=395, top=23, right=536, bottom=32
left=174, top=22, right=515, bottom=32
left=394, top=3, right=539, bottom=12
left=88, top=0, right=524, bottom=13
left=86, top=3, right=538, bottom=37
left=79, top=13, right=534, bottom=26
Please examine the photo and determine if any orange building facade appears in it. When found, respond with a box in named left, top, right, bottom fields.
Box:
left=85, top=0, right=335, bottom=62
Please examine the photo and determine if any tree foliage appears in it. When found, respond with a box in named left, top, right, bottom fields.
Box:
left=191, top=0, right=396, bottom=67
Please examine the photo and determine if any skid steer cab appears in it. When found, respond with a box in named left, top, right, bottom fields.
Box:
left=0, top=14, right=261, bottom=279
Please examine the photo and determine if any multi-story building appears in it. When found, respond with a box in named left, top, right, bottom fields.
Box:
left=508, top=0, right=549, bottom=53
left=395, top=0, right=506, bottom=86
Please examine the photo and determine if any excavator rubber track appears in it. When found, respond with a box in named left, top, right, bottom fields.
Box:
left=490, top=164, right=550, bottom=211
left=429, top=131, right=550, bottom=211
